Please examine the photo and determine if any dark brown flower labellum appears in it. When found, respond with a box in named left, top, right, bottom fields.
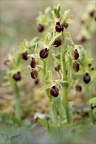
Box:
left=55, top=24, right=61, bottom=32
left=75, top=84, right=82, bottom=92
left=30, top=57, right=36, bottom=68
left=91, top=104, right=96, bottom=110
left=50, top=86, right=59, bottom=97
left=34, top=79, right=39, bottom=85
left=4, top=60, right=10, bottom=65
left=78, top=35, right=86, bottom=43
left=73, top=49, right=79, bottom=60
left=83, top=73, right=91, bottom=84
left=13, top=72, right=21, bottom=81
left=54, top=65, right=60, bottom=72
left=22, top=51, right=28, bottom=60
left=63, top=22, right=68, bottom=28
left=31, top=69, right=38, bottom=79
left=39, top=48, right=49, bottom=59
left=55, top=22, right=64, bottom=32
left=37, top=24, right=44, bottom=32
left=54, top=39, right=62, bottom=47
left=89, top=10, right=95, bottom=17
left=91, top=67, right=94, bottom=70
left=80, top=18, right=85, bottom=24
left=88, top=63, right=92, bottom=67
left=73, top=61, right=79, bottom=72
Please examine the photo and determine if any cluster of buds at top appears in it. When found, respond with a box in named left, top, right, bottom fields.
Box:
left=13, top=72, right=21, bottom=81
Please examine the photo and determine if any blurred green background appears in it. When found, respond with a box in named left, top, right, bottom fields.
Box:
left=0, top=0, right=92, bottom=49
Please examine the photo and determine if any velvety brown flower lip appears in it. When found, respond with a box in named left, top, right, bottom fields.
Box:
left=39, top=48, right=49, bottom=59
left=55, top=22, right=64, bottom=32
left=30, top=57, right=37, bottom=68
left=37, top=24, right=44, bottom=32
left=73, top=61, right=79, bottom=72
left=13, top=72, right=21, bottom=81
left=50, top=86, right=59, bottom=97
left=73, top=49, right=79, bottom=60
left=83, top=73, right=91, bottom=84
left=75, top=84, right=82, bottom=92
left=54, top=39, right=62, bottom=47
left=31, top=69, right=38, bottom=79
left=22, top=51, right=28, bottom=60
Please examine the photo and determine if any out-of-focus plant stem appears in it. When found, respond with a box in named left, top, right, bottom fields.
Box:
left=13, top=82, right=21, bottom=121
left=9, top=74, right=21, bottom=121
left=84, top=83, right=94, bottom=123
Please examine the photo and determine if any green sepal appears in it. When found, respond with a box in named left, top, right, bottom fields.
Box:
left=40, top=84, right=51, bottom=90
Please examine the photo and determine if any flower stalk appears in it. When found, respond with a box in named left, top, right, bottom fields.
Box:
left=9, top=74, right=21, bottom=121
left=61, top=37, right=70, bottom=123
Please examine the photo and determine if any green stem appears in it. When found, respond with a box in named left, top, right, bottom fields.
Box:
left=84, top=83, right=91, bottom=101
left=51, top=99, right=58, bottom=127
left=12, top=82, right=21, bottom=121
left=43, top=55, right=58, bottom=128
left=43, top=55, right=51, bottom=101
left=15, top=83, right=21, bottom=121
left=11, top=80, right=21, bottom=121
left=9, top=74, right=21, bottom=121
left=61, top=37, right=70, bottom=123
